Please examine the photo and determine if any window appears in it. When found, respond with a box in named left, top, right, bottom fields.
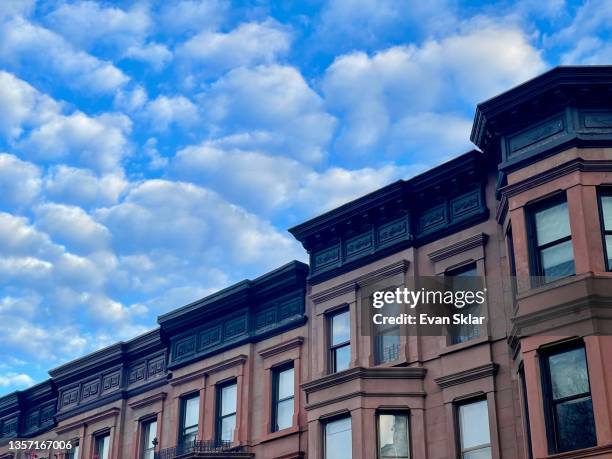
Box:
left=518, top=366, right=533, bottom=459
left=141, top=419, right=157, bottom=459
left=377, top=412, right=410, bottom=459
left=446, top=264, right=480, bottom=345
left=67, top=441, right=79, bottom=459
left=507, top=226, right=517, bottom=301
left=329, top=309, right=350, bottom=373
left=93, top=433, right=110, bottom=459
left=179, top=394, right=199, bottom=446
left=458, top=399, right=491, bottom=459
left=374, top=293, right=400, bottom=364
left=272, top=364, right=294, bottom=432
left=530, top=197, right=575, bottom=283
left=598, top=191, right=612, bottom=270
left=324, top=416, right=352, bottom=459
left=541, top=343, right=596, bottom=453
left=216, top=381, right=237, bottom=444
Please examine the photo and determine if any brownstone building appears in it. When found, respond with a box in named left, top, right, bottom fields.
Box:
left=2, top=66, right=612, bottom=459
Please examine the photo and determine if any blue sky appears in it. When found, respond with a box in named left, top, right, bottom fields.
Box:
left=0, top=0, right=610, bottom=395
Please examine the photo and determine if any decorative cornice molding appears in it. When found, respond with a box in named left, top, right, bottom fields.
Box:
left=310, top=260, right=410, bottom=305
left=499, top=158, right=612, bottom=201
left=302, top=366, right=426, bottom=394
left=56, top=407, right=120, bottom=434
left=258, top=337, right=303, bottom=359
left=128, top=392, right=167, bottom=410
left=305, top=391, right=426, bottom=411
left=169, top=355, right=248, bottom=386
left=434, top=363, right=499, bottom=389
left=427, top=233, right=488, bottom=263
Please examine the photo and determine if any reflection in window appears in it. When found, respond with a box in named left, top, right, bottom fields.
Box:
left=217, top=381, right=237, bottom=444
left=447, top=264, right=480, bottom=345
left=94, top=433, right=110, bottom=459
left=531, top=198, right=575, bottom=282
left=330, top=309, right=351, bottom=373
left=375, top=295, right=400, bottom=364
left=68, top=441, right=79, bottom=459
left=378, top=412, right=410, bottom=459
left=141, top=419, right=157, bottom=459
left=543, top=344, right=596, bottom=453
left=458, top=399, right=491, bottom=459
left=324, top=416, right=352, bottom=459
left=599, top=193, right=612, bottom=270
left=272, top=364, right=294, bottom=432
left=179, top=394, right=199, bottom=446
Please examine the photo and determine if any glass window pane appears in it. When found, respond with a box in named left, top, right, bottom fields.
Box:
left=459, top=400, right=490, bottom=450
left=278, top=367, right=294, bottom=399
left=378, top=413, right=409, bottom=458
left=541, top=240, right=575, bottom=280
left=276, top=398, right=294, bottom=431
left=184, top=395, right=199, bottom=428
left=221, top=383, right=237, bottom=416
left=332, top=311, right=350, bottom=345
left=377, top=333, right=400, bottom=364
left=606, top=235, right=612, bottom=268
left=96, top=435, right=110, bottom=459
left=145, top=420, right=157, bottom=448
left=601, top=195, right=612, bottom=231
left=555, top=396, right=596, bottom=452
left=463, top=447, right=492, bottom=459
left=70, top=443, right=79, bottom=459
left=334, top=344, right=351, bottom=372
left=548, top=347, right=589, bottom=400
left=325, top=417, right=352, bottom=459
left=221, top=414, right=236, bottom=442
left=535, top=201, right=571, bottom=246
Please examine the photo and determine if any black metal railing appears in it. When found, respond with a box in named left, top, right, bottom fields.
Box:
left=155, top=440, right=248, bottom=459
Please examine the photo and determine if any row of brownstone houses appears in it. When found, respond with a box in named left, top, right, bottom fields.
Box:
left=2, top=66, right=612, bottom=459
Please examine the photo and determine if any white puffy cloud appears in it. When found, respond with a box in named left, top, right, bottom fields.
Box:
left=0, top=71, right=131, bottom=172
left=0, top=153, right=41, bottom=208
left=143, top=95, right=199, bottom=131
left=202, top=65, right=336, bottom=162
left=322, top=23, right=545, bottom=158
left=171, top=143, right=417, bottom=216
left=159, top=0, right=228, bottom=34
left=34, top=203, right=111, bottom=254
left=177, top=20, right=291, bottom=76
left=44, top=166, right=128, bottom=208
left=97, top=179, right=304, bottom=265
left=44, top=1, right=151, bottom=49
left=17, top=111, right=131, bottom=172
left=124, top=42, right=172, bottom=70
left=0, top=70, right=59, bottom=140
left=0, top=372, right=34, bottom=389
left=0, top=15, right=128, bottom=94
left=316, top=0, right=457, bottom=50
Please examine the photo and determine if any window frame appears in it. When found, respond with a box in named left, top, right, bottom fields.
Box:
left=178, top=392, right=199, bottom=447
left=271, top=362, right=295, bottom=432
left=527, top=193, right=575, bottom=283
left=328, top=307, right=351, bottom=374
left=140, top=417, right=157, bottom=459
left=215, top=379, right=238, bottom=445
left=597, top=188, right=612, bottom=271
left=376, top=410, right=411, bottom=459
left=518, top=364, right=533, bottom=459
left=67, top=439, right=79, bottom=459
left=540, top=340, right=597, bottom=454
left=445, top=262, right=480, bottom=345
left=322, top=414, right=352, bottom=459
left=455, top=397, right=492, bottom=459
left=93, top=431, right=110, bottom=459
